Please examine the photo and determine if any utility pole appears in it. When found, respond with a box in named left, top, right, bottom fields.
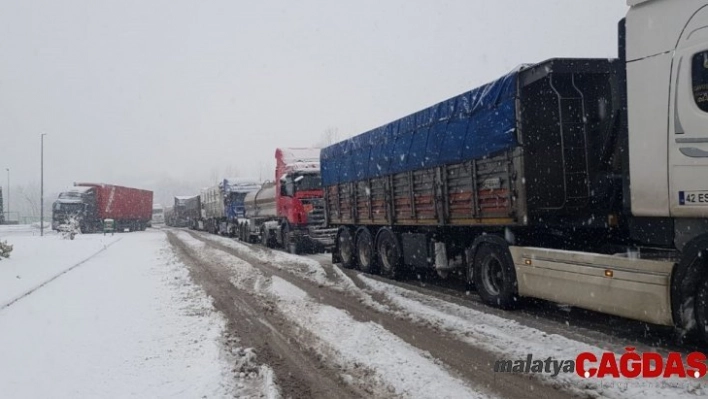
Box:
left=41, top=133, right=47, bottom=236
left=5, top=168, right=8, bottom=222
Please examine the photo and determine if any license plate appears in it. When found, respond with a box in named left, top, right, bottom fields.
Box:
left=679, top=191, right=708, bottom=205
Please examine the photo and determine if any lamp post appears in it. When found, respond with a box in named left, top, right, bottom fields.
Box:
left=40, top=133, right=47, bottom=236
left=5, top=168, right=8, bottom=223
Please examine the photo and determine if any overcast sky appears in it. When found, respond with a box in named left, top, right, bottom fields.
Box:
left=0, top=0, right=628, bottom=207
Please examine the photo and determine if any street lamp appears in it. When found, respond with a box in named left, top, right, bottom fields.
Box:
left=40, top=133, right=47, bottom=236
left=5, top=168, right=8, bottom=223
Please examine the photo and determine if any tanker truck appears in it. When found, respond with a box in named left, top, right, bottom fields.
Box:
left=322, top=0, right=708, bottom=343
left=202, top=178, right=260, bottom=236
left=240, top=148, right=335, bottom=253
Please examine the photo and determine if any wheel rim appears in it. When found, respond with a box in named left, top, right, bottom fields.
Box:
left=379, top=237, right=395, bottom=273
left=340, top=232, right=353, bottom=263
left=481, top=254, right=504, bottom=296
left=358, top=235, right=371, bottom=268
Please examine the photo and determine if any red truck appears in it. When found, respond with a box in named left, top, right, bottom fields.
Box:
left=52, top=183, right=153, bottom=233
left=240, top=148, right=335, bottom=253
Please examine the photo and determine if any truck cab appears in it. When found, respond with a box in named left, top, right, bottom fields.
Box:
left=52, top=187, right=97, bottom=232
left=275, top=154, right=335, bottom=251
left=626, top=0, right=708, bottom=335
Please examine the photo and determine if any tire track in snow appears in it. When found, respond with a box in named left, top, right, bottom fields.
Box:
left=167, top=231, right=367, bottom=399
left=181, top=229, right=571, bottom=399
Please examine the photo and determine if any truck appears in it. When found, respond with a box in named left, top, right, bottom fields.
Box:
left=169, top=195, right=201, bottom=229
left=52, top=183, right=153, bottom=233
left=164, top=206, right=174, bottom=227
left=240, top=148, right=335, bottom=253
left=202, top=178, right=260, bottom=236
left=150, top=203, right=165, bottom=227
left=322, top=0, right=708, bottom=343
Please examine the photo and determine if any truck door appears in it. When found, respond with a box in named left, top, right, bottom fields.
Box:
left=669, top=5, right=708, bottom=217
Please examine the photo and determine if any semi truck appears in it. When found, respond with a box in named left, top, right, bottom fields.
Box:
left=52, top=183, right=153, bottom=233
left=322, top=0, right=708, bottom=343
left=169, top=195, right=201, bottom=229
left=202, top=178, right=260, bottom=236
left=240, top=148, right=335, bottom=253
left=151, top=203, right=165, bottom=226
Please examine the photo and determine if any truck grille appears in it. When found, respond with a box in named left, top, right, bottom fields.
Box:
left=301, top=198, right=335, bottom=247
left=302, top=198, right=326, bottom=227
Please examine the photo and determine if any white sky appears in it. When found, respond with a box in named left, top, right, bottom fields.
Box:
left=0, top=0, right=628, bottom=207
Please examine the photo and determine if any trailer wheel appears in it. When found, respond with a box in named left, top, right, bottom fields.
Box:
left=282, top=223, right=301, bottom=255
left=356, top=228, right=375, bottom=274
left=695, top=274, right=708, bottom=344
left=377, top=229, right=402, bottom=280
left=473, top=243, right=518, bottom=309
left=260, top=226, right=271, bottom=248
left=337, top=227, right=356, bottom=269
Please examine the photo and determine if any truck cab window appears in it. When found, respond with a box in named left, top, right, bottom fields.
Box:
left=692, top=51, right=708, bottom=112
left=280, top=177, right=295, bottom=197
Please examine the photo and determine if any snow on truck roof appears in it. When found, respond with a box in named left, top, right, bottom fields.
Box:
left=276, top=148, right=320, bottom=164
left=223, top=177, right=261, bottom=192
left=285, top=161, right=320, bottom=173
left=65, top=186, right=94, bottom=193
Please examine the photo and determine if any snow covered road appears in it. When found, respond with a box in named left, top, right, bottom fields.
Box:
left=181, top=229, right=708, bottom=399
left=1, top=225, right=706, bottom=399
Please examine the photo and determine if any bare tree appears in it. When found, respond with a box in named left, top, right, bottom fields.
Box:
left=223, top=164, right=239, bottom=178
left=317, top=126, right=341, bottom=147
left=16, top=183, right=40, bottom=217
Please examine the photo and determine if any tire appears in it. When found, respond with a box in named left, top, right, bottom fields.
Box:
left=282, top=223, right=301, bottom=255
left=337, top=227, right=356, bottom=269
left=356, top=228, right=375, bottom=273
left=260, top=227, right=270, bottom=247
left=695, top=274, right=708, bottom=344
left=376, top=229, right=402, bottom=279
left=473, top=243, right=518, bottom=309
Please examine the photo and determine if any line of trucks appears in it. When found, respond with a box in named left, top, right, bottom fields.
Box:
left=52, top=0, right=708, bottom=344
left=164, top=148, right=336, bottom=253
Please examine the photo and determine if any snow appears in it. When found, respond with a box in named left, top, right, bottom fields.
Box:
left=278, top=147, right=320, bottom=164
left=266, top=276, right=489, bottom=399
left=358, top=275, right=707, bottom=399
left=0, top=228, right=121, bottom=308
left=174, top=233, right=491, bottom=398
left=0, top=228, right=250, bottom=398
left=197, top=233, right=390, bottom=312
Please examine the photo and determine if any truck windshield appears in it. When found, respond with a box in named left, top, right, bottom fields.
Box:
left=57, top=203, right=84, bottom=213
left=294, top=173, right=321, bottom=192
left=58, top=191, right=84, bottom=200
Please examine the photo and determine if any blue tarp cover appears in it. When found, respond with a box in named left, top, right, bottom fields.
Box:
left=321, top=70, right=519, bottom=186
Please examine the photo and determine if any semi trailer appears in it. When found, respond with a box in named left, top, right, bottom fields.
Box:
left=202, top=178, right=260, bottom=236
left=52, top=183, right=153, bottom=233
left=151, top=203, right=165, bottom=227
left=169, top=195, right=201, bottom=229
left=322, top=0, right=708, bottom=343
left=240, top=148, right=335, bottom=253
